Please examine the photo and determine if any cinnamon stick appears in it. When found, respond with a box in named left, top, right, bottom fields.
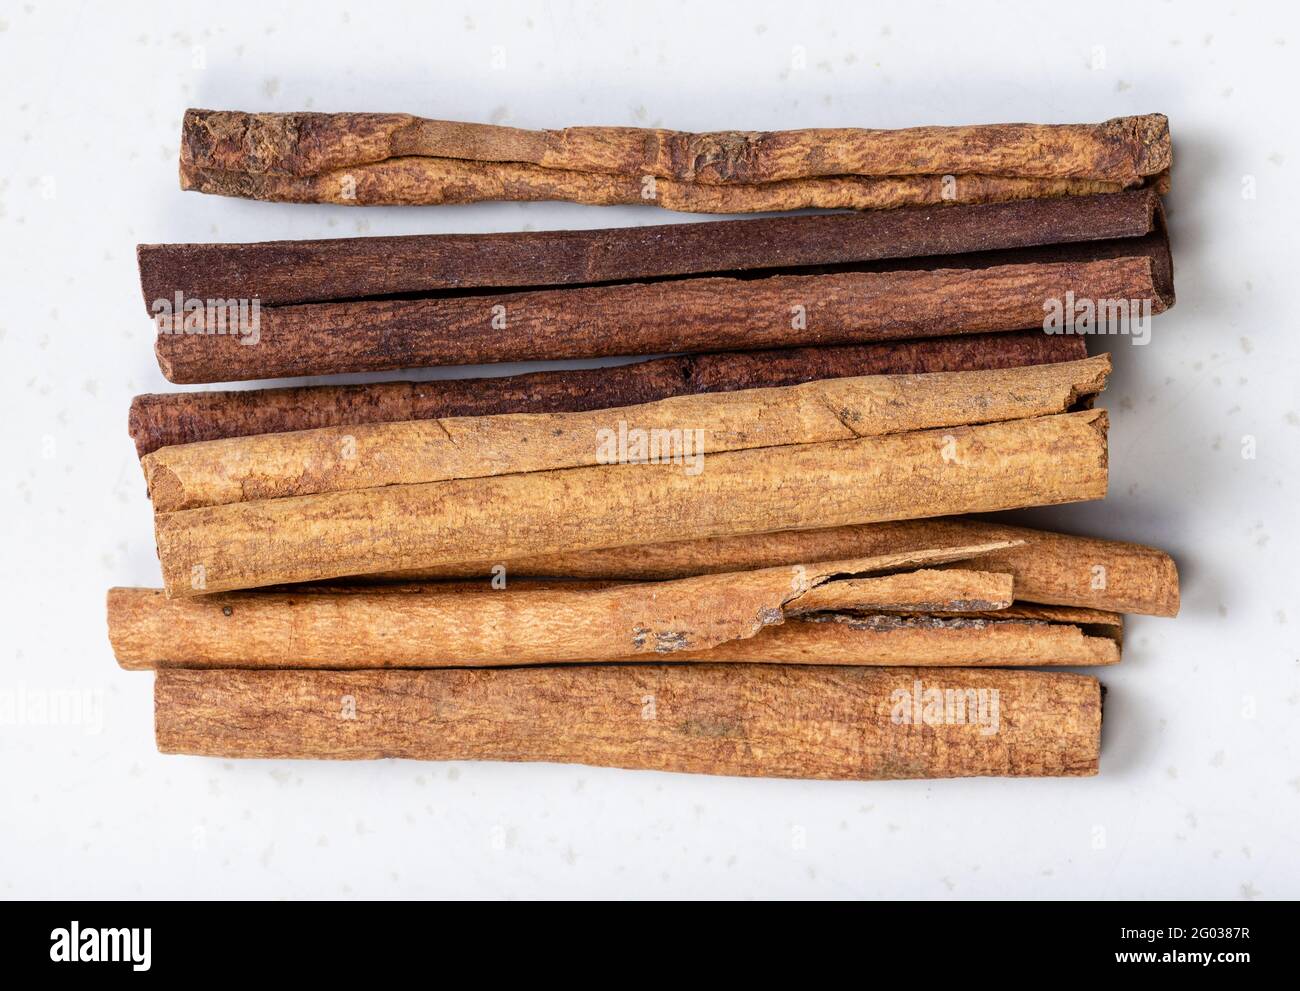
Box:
left=110, top=579, right=1126, bottom=670
left=183, top=159, right=1132, bottom=213
left=153, top=409, right=1109, bottom=596
left=110, top=552, right=1030, bottom=668
left=139, top=189, right=1165, bottom=307
left=154, top=665, right=1103, bottom=779
left=111, top=544, right=1012, bottom=665
left=668, top=605, right=1122, bottom=667
left=154, top=254, right=1166, bottom=383
left=392, top=516, right=1177, bottom=617
left=179, top=108, right=1168, bottom=212
left=128, top=331, right=1085, bottom=458
left=142, top=357, right=1109, bottom=512
left=183, top=111, right=1168, bottom=184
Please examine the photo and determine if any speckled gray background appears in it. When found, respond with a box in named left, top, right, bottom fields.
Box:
left=1, top=0, right=1295, bottom=899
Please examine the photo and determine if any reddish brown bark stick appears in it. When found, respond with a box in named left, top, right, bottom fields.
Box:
left=138, top=189, right=1164, bottom=308
left=154, top=256, right=1163, bottom=383
left=154, top=665, right=1103, bottom=779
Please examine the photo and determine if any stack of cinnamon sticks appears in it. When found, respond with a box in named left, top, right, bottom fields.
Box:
left=109, top=109, right=1180, bottom=780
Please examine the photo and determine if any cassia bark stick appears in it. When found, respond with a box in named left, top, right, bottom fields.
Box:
left=178, top=109, right=1168, bottom=212
left=153, top=255, right=1166, bottom=382
left=393, top=516, right=1176, bottom=617
left=153, top=410, right=1109, bottom=596
left=153, top=665, right=1103, bottom=779
left=110, top=550, right=1027, bottom=668
left=142, top=357, right=1109, bottom=512
left=182, top=110, right=1169, bottom=184
left=181, top=160, right=1132, bottom=213
left=112, top=585, right=1121, bottom=669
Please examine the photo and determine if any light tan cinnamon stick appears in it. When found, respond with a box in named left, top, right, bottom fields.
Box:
left=111, top=582, right=1122, bottom=670
left=183, top=111, right=1170, bottom=184
left=154, top=665, right=1103, bottom=779
left=142, top=357, right=1110, bottom=512
left=179, top=109, right=1169, bottom=212
left=666, top=604, right=1121, bottom=667
left=181, top=158, right=1127, bottom=212
left=153, top=409, right=1109, bottom=596
left=110, top=552, right=1028, bottom=668
left=389, top=516, right=1177, bottom=617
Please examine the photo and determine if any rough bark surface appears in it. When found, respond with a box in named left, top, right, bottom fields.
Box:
left=153, top=256, right=1162, bottom=383
left=394, top=516, right=1176, bottom=617
left=110, top=559, right=1024, bottom=668
left=181, top=110, right=1168, bottom=184
left=180, top=158, right=1127, bottom=212
left=142, top=357, right=1110, bottom=512
left=153, top=665, right=1104, bottom=779
left=152, top=410, right=1109, bottom=596
left=178, top=109, right=1169, bottom=213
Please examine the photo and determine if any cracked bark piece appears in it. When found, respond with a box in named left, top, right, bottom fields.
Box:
left=153, top=665, right=1103, bottom=779
left=141, top=356, right=1109, bottom=512
left=181, top=158, right=1127, bottom=212
left=670, top=604, right=1122, bottom=667
left=151, top=409, right=1108, bottom=597
left=178, top=107, right=1168, bottom=213
left=786, top=569, right=1013, bottom=616
left=402, top=517, right=1173, bottom=617
left=127, top=331, right=1085, bottom=457
left=109, top=555, right=1018, bottom=668
left=181, top=110, right=1169, bottom=184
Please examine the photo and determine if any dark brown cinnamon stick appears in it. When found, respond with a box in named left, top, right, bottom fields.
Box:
left=139, top=189, right=1164, bottom=308
left=148, top=184, right=1171, bottom=383
left=155, top=254, right=1166, bottom=383
left=128, top=331, right=1083, bottom=457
